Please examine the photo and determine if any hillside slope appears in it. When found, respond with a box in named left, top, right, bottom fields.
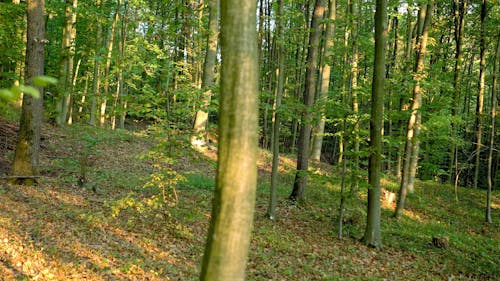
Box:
left=0, top=123, right=498, bottom=280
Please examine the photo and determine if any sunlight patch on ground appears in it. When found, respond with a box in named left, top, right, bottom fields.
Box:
left=403, top=209, right=424, bottom=222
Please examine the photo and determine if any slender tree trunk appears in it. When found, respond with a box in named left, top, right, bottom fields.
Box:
left=199, top=0, right=258, bottom=279
left=56, top=0, right=78, bottom=126
left=449, top=0, right=467, bottom=184
left=89, top=0, right=102, bottom=126
left=486, top=33, right=498, bottom=223
left=396, top=3, right=416, bottom=178
left=350, top=0, right=360, bottom=192
left=13, top=0, right=24, bottom=105
left=362, top=0, right=386, bottom=249
left=111, top=2, right=127, bottom=130
left=338, top=119, right=348, bottom=238
left=395, top=2, right=433, bottom=219
left=386, top=5, right=399, bottom=175
left=100, top=0, right=120, bottom=127
left=267, top=0, right=285, bottom=221
left=258, top=0, right=264, bottom=67
left=10, top=0, right=45, bottom=185
left=311, top=0, right=336, bottom=162
left=473, top=0, right=487, bottom=189
left=337, top=0, right=351, bottom=167
left=67, top=57, right=81, bottom=125
left=290, top=0, right=326, bottom=202
left=77, top=72, right=89, bottom=121
left=192, top=0, right=219, bottom=146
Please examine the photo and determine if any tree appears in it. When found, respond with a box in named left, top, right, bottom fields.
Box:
left=100, top=0, right=121, bottom=127
left=111, top=1, right=128, bottom=130
left=192, top=0, right=220, bottom=147
left=89, top=0, right=103, bottom=126
left=449, top=0, right=467, bottom=184
left=486, top=32, right=498, bottom=223
left=10, top=0, right=46, bottom=185
left=56, top=0, right=78, bottom=126
left=290, top=0, right=326, bottom=202
left=311, top=0, right=336, bottom=162
left=394, top=1, right=433, bottom=219
left=362, top=0, right=386, bottom=248
left=267, top=0, right=285, bottom=220
left=473, top=0, right=487, bottom=189
left=199, top=0, right=258, bottom=279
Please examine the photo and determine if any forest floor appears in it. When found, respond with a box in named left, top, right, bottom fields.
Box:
left=0, top=120, right=499, bottom=280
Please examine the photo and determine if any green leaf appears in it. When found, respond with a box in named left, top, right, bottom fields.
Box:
left=33, top=75, right=57, bottom=87
left=18, top=85, right=40, bottom=98
left=0, top=89, right=16, bottom=101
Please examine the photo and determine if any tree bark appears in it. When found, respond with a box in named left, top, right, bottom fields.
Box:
left=290, top=0, right=326, bottom=202
left=199, top=0, right=258, bottom=279
left=56, top=0, right=78, bottom=126
left=267, top=0, right=285, bottom=220
left=10, top=0, right=45, bottom=185
left=350, top=0, right=360, bottom=192
left=473, top=0, right=487, bottom=189
left=449, top=0, right=467, bottom=184
left=89, top=0, right=102, bottom=126
left=486, top=33, right=498, bottom=224
left=311, top=0, right=336, bottom=162
left=100, top=0, right=120, bottom=127
left=111, top=2, right=128, bottom=130
left=395, top=1, right=433, bottom=219
left=192, top=0, right=219, bottom=146
left=362, top=0, right=386, bottom=248
left=396, top=4, right=416, bottom=178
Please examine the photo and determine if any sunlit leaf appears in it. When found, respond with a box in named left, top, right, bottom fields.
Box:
left=18, top=85, right=40, bottom=98
left=33, top=75, right=58, bottom=87
left=0, top=89, right=15, bottom=101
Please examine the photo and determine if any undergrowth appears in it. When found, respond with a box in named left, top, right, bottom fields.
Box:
left=0, top=123, right=498, bottom=280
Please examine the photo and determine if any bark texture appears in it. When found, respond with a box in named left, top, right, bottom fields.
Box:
left=290, top=0, right=326, bottom=201
left=192, top=0, right=220, bottom=146
left=473, top=0, right=487, bottom=189
left=199, top=0, right=258, bottom=279
left=395, top=2, right=433, bottom=219
left=267, top=0, right=285, bottom=220
left=311, top=0, right=336, bottom=162
left=56, top=0, right=78, bottom=125
left=362, top=0, right=387, bottom=249
left=10, top=0, right=46, bottom=185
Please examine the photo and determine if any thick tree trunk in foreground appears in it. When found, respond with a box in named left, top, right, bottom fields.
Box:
left=362, top=0, right=386, bottom=249
left=10, top=0, right=45, bottom=185
left=192, top=0, right=219, bottom=146
left=290, top=0, right=326, bottom=202
left=395, top=2, right=433, bottom=219
left=199, top=0, right=258, bottom=280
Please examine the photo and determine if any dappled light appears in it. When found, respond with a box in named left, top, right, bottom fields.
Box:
left=0, top=120, right=498, bottom=279
left=1, top=0, right=499, bottom=278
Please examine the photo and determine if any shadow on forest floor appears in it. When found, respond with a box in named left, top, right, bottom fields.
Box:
left=0, top=121, right=499, bottom=280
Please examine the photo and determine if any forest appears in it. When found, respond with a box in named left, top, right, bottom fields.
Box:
left=0, top=0, right=499, bottom=279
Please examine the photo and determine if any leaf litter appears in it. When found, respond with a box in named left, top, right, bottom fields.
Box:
left=0, top=121, right=498, bottom=280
